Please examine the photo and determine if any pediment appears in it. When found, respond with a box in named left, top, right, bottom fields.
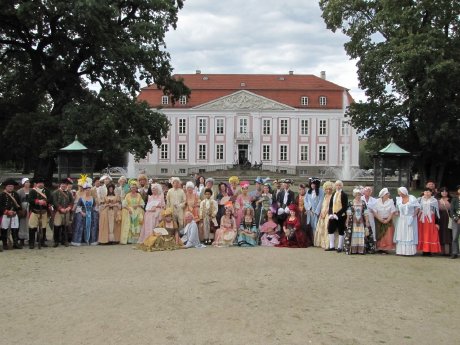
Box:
left=192, top=90, right=295, bottom=111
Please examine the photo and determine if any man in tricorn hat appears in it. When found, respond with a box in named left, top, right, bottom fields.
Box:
left=0, top=179, right=22, bottom=250
left=52, top=179, right=74, bottom=247
left=28, top=177, right=52, bottom=249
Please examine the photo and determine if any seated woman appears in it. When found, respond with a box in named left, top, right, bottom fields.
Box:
left=276, top=204, right=308, bottom=248
left=213, top=201, right=237, bottom=247
left=180, top=211, right=203, bottom=248
left=138, top=208, right=183, bottom=252
left=237, top=203, right=259, bottom=246
left=260, top=207, right=280, bottom=247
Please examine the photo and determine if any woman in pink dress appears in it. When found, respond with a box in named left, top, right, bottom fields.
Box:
left=138, top=183, right=165, bottom=243
left=260, top=208, right=280, bottom=246
left=213, top=202, right=237, bottom=247
left=235, top=181, right=252, bottom=228
left=184, top=181, right=200, bottom=224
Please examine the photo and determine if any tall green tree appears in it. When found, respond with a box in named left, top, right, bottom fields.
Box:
left=320, top=0, right=460, bottom=185
left=0, top=0, right=189, bottom=176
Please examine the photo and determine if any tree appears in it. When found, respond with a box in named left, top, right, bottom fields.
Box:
left=320, top=0, right=460, bottom=186
left=0, top=0, right=190, bottom=176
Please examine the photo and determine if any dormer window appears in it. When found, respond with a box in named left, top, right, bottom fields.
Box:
left=319, top=96, right=327, bottom=106
left=179, top=95, right=187, bottom=105
left=161, top=95, right=169, bottom=105
left=301, top=96, right=309, bottom=106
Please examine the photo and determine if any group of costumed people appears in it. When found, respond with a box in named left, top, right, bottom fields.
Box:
left=0, top=174, right=459, bottom=259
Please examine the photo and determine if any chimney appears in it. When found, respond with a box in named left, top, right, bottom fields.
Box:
left=196, top=70, right=201, bottom=74
left=320, top=71, right=326, bottom=80
left=289, top=70, right=294, bottom=75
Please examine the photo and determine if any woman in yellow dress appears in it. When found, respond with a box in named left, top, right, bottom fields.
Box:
left=120, top=179, right=145, bottom=244
left=314, top=181, right=335, bottom=248
left=98, top=183, right=122, bottom=244
left=138, top=208, right=183, bottom=251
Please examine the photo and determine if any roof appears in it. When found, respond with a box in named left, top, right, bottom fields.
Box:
left=60, top=135, right=88, bottom=151
left=138, top=73, right=352, bottom=110
left=379, top=140, right=410, bottom=155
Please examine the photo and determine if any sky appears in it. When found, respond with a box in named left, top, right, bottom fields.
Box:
left=162, top=0, right=366, bottom=102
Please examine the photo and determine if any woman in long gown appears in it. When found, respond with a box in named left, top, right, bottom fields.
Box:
left=256, top=183, right=273, bottom=226
left=98, top=183, right=122, bottom=244
left=216, top=182, right=230, bottom=226
left=372, top=188, right=396, bottom=253
left=314, top=181, right=334, bottom=248
left=71, top=180, right=98, bottom=246
left=138, top=183, right=164, bottom=243
left=417, top=188, right=441, bottom=256
left=345, top=187, right=373, bottom=255
left=184, top=181, right=200, bottom=223
left=228, top=176, right=241, bottom=203
left=237, top=204, right=258, bottom=246
left=277, top=204, right=308, bottom=248
left=304, top=178, right=324, bottom=240
left=235, top=181, right=252, bottom=228
left=138, top=208, right=183, bottom=251
left=166, top=177, right=186, bottom=230
left=437, top=187, right=452, bottom=256
left=260, top=208, right=280, bottom=246
left=394, top=187, right=420, bottom=256
left=120, top=180, right=145, bottom=244
left=213, top=202, right=237, bottom=247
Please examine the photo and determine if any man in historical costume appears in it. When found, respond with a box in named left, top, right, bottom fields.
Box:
left=250, top=176, right=266, bottom=227
left=166, top=177, right=186, bottom=229
left=199, top=178, right=217, bottom=201
left=137, top=174, right=149, bottom=204
left=276, top=179, right=296, bottom=226
left=28, top=177, right=52, bottom=249
left=199, top=188, right=218, bottom=244
left=0, top=179, right=23, bottom=250
left=326, top=180, right=349, bottom=252
left=272, top=179, right=282, bottom=204
left=51, top=179, right=74, bottom=247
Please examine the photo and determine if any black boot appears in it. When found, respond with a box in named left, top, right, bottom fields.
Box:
left=20, top=239, right=25, bottom=247
left=12, top=229, right=22, bottom=249
left=29, top=229, right=36, bottom=249
left=40, top=227, right=48, bottom=248
left=53, top=226, right=60, bottom=248
left=1, top=229, right=8, bottom=250
left=61, top=226, right=69, bottom=247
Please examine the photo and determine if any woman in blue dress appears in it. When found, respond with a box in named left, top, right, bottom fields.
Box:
left=304, top=178, right=324, bottom=240
left=237, top=204, right=259, bottom=246
left=71, top=178, right=98, bottom=246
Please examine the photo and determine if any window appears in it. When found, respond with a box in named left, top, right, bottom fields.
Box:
left=199, top=118, right=207, bottom=134
left=178, top=118, right=186, bottom=134
left=299, top=169, right=308, bottom=176
left=179, top=95, right=187, bottom=105
left=160, top=168, right=168, bottom=174
left=341, top=121, right=349, bottom=136
left=319, top=96, right=327, bottom=106
left=198, top=144, right=207, bottom=160
left=161, top=96, right=169, bottom=105
left=216, top=144, right=224, bottom=160
left=280, top=119, right=288, bottom=135
left=178, top=144, right=186, bottom=160
left=279, top=145, right=288, bottom=161
left=216, top=118, right=224, bottom=134
left=319, top=120, right=327, bottom=135
left=239, top=118, right=248, bottom=134
left=262, top=145, right=271, bottom=161
left=179, top=168, right=186, bottom=174
left=300, top=145, right=309, bottom=161
left=262, top=119, right=271, bottom=135
left=160, top=144, right=168, bottom=160
left=318, top=145, right=327, bottom=161
left=300, top=119, right=309, bottom=135
left=301, top=96, right=309, bottom=106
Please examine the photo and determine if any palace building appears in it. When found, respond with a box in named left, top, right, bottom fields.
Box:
left=134, top=71, right=359, bottom=177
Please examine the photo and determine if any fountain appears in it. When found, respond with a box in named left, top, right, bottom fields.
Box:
left=342, top=145, right=351, bottom=180
left=126, top=153, right=137, bottom=178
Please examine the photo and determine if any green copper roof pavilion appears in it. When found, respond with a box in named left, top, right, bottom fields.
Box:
left=378, top=139, right=410, bottom=155
left=60, top=135, right=88, bottom=151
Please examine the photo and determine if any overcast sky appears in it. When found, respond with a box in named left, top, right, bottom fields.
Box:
left=162, top=0, right=366, bottom=102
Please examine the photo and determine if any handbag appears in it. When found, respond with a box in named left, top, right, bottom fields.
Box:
left=442, top=199, right=453, bottom=229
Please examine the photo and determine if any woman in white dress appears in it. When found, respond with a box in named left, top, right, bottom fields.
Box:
left=394, top=187, right=420, bottom=256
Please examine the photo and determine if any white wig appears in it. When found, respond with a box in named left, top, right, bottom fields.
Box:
left=186, top=181, right=195, bottom=190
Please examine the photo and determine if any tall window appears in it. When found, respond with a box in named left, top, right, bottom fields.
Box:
left=160, top=144, right=168, bottom=160
left=300, top=119, right=309, bottom=135
left=280, top=119, right=288, bottom=135
left=319, top=96, right=327, bottom=106
left=216, top=118, right=224, bottom=134
left=279, top=145, right=288, bottom=161
left=300, top=145, right=309, bottom=161
left=198, top=144, right=207, bottom=160
left=301, top=96, right=309, bottom=106
left=341, top=121, right=349, bottom=136
left=263, top=119, right=271, bottom=135
left=178, top=118, right=186, bottom=134
left=199, top=118, right=207, bottom=134
left=161, top=95, right=169, bottom=105
left=216, top=144, right=224, bottom=160
left=319, top=120, right=327, bottom=135
left=178, top=144, right=186, bottom=160
left=262, top=145, right=271, bottom=161
left=239, top=118, right=248, bottom=134
left=318, top=145, right=327, bottom=161
left=179, top=95, right=187, bottom=105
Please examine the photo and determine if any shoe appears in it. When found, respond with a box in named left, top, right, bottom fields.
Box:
left=41, top=243, right=48, bottom=248
left=53, top=243, right=59, bottom=248
left=450, top=254, right=458, bottom=259
left=325, top=247, right=335, bottom=251
left=336, top=248, right=343, bottom=253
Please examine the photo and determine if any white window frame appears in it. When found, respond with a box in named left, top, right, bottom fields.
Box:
left=299, top=145, right=309, bottom=161
left=178, top=144, right=187, bottom=160
left=160, top=168, right=168, bottom=174
left=160, top=144, right=168, bottom=160
left=178, top=118, right=187, bottom=135
left=319, top=119, right=327, bottom=136
left=340, top=145, right=350, bottom=162
left=300, top=119, right=309, bottom=135
left=216, top=144, right=224, bottom=161
left=301, top=96, right=309, bottom=106
left=319, top=96, right=327, bottom=106
left=179, top=95, right=187, bottom=105
left=341, top=120, right=350, bottom=136
left=161, top=95, right=169, bottom=105
left=198, top=144, right=207, bottom=160
left=262, top=145, right=271, bottom=161
left=198, top=118, right=207, bottom=135
left=239, top=117, right=248, bottom=134
left=216, top=118, right=224, bottom=134
left=280, top=119, right=288, bottom=135
left=262, top=119, right=271, bottom=135
left=318, top=145, right=327, bottom=162
left=279, top=145, right=288, bottom=161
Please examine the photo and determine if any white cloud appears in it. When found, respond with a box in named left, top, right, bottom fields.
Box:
left=161, top=0, right=366, bottom=102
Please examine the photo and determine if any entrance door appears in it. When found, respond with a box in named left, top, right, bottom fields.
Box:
left=238, top=144, right=248, bottom=165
